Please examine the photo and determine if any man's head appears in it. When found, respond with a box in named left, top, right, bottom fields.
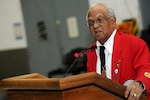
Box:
left=86, top=3, right=116, bottom=45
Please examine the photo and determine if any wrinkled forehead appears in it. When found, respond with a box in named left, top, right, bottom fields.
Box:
left=87, top=4, right=108, bottom=19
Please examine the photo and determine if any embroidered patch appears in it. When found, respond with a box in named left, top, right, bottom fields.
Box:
left=144, top=72, right=150, bottom=78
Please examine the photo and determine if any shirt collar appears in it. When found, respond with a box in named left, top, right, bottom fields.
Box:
left=96, top=29, right=116, bottom=54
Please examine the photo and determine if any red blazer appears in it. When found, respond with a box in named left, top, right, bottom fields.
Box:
left=87, top=31, right=150, bottom=99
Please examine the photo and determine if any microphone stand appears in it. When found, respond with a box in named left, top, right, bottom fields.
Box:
left=63, top=52, right=83, bottom=77
left=63, top=46, right=97, bottom=77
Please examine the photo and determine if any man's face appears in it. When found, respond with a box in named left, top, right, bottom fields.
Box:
left=87, top=5, right=116, bottom=44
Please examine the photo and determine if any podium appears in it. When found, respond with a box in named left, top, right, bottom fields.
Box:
left=0, top=72, right=147, bottom=100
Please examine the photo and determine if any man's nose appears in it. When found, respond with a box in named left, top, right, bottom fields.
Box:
left=93, top=21, right=100, bottom=28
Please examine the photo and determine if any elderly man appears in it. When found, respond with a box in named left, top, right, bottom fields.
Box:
left=86, top=3, right=150, bottom=100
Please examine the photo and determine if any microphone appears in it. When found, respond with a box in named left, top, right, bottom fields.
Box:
left=63, top=46, right=97, bottom=77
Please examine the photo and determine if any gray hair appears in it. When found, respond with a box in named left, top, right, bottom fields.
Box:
left=86, top=3, right=116, bottom=21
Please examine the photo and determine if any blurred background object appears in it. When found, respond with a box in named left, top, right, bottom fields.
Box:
left=141, top=25, right=150, bottom=50
left=48, top=47, right=87, bottom=77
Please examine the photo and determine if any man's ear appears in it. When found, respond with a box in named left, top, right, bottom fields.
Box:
left=111, top=17, right=116, bottom=27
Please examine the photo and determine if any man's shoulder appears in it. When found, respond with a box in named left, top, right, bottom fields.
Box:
left=116, top=31, right=147, bottom=46
left=116, top=31, right=143, bottom=41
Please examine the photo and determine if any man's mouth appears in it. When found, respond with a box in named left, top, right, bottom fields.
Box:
left=95, top=30, right=102, bottom=34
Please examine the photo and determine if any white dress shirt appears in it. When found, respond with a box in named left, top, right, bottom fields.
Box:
left=96, top=29, right=116, bottom=79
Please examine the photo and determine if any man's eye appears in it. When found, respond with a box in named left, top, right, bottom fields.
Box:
left=88, top=21, right=94, bottom=26
left=97, top=19, right=103, bottom=23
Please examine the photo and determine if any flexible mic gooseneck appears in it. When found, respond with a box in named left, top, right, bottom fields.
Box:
left=63, top=46, right=97, bottom=77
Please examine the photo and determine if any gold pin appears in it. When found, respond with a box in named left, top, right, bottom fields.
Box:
left=101, top=67, right=106, bottom=77
left=116, top=59, right=121, bottom=68
left=116, top=63, right=120, bottom=68
left=144, top=72, right=150, bottom=78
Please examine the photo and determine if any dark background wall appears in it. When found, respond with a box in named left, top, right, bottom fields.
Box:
left=0, top=49, right=29, bottom=80
left=139, top=0, right=150, bottom=29
left=139, top=0, right=150, bottom=50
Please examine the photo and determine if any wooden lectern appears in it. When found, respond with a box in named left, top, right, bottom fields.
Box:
left=0, top=72, right=147, bottom=100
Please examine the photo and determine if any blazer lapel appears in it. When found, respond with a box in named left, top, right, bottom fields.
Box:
left=111, top=31, right=123, bottom=82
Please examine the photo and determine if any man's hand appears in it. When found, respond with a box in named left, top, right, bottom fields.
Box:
left=124, top=81, right=143, bottom=100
